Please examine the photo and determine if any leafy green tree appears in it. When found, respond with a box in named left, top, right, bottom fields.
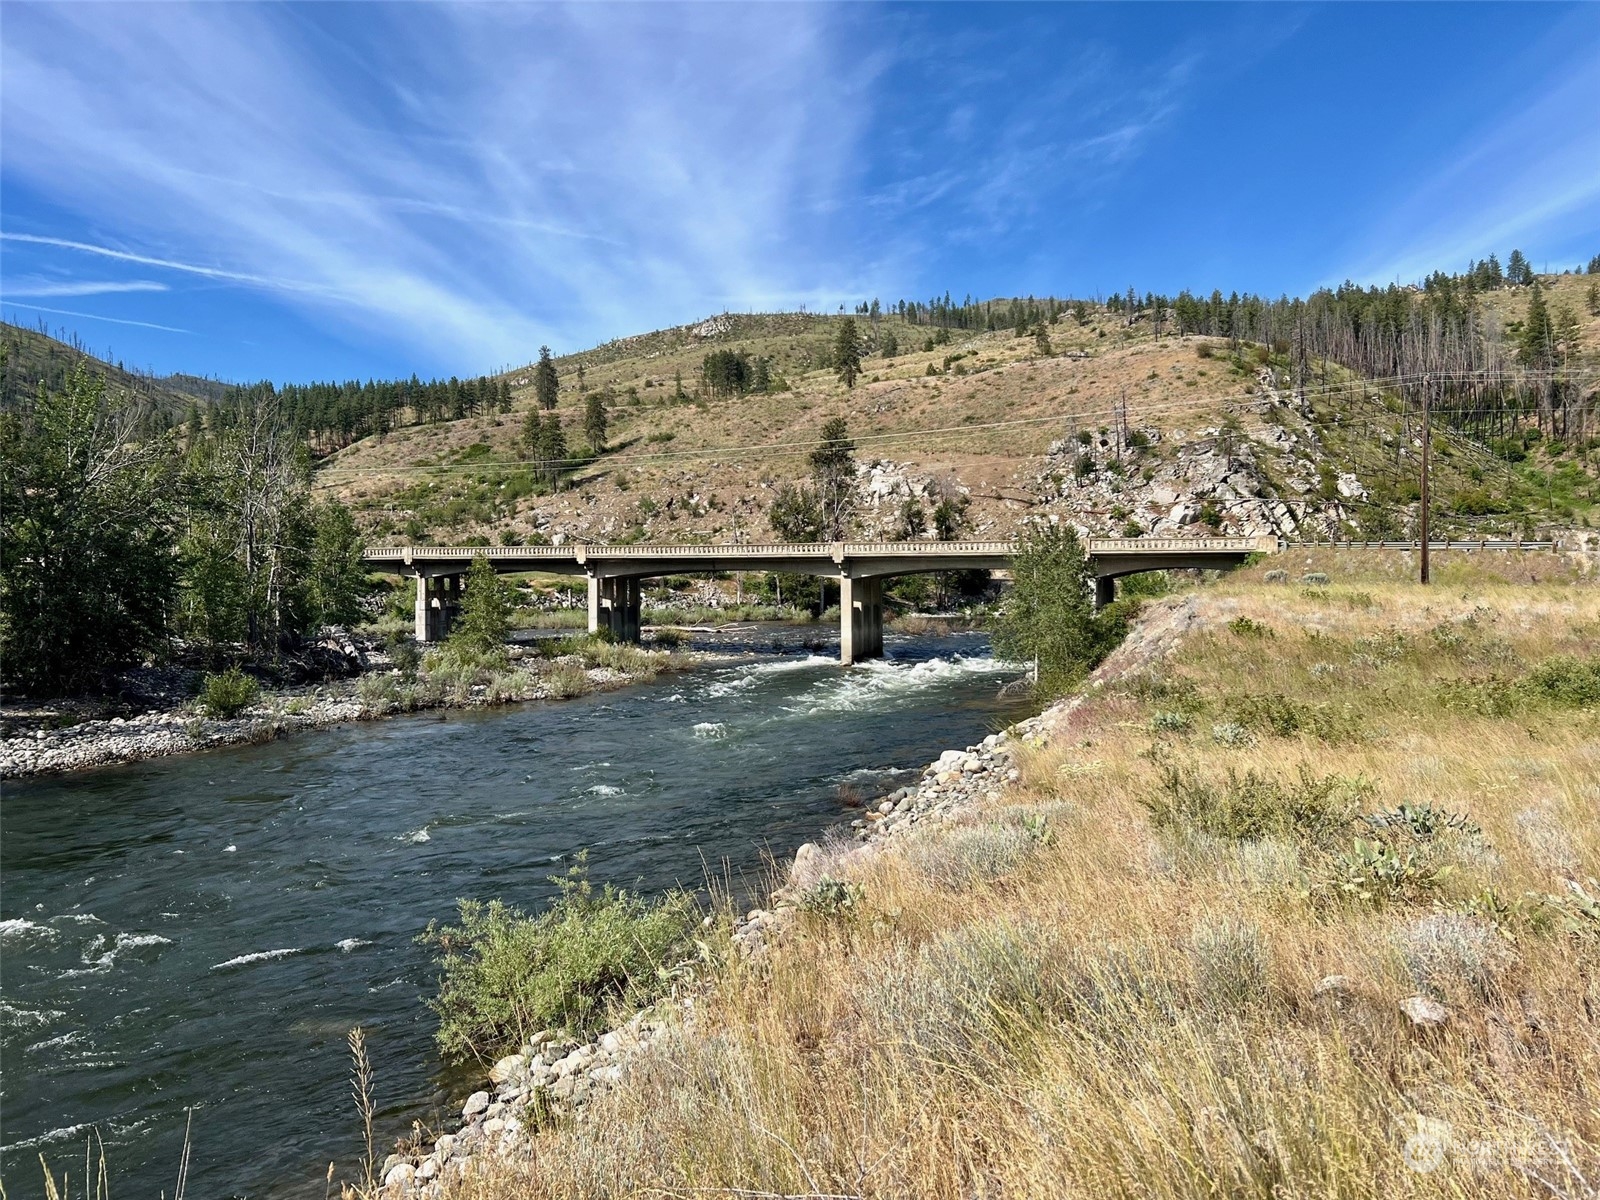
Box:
left=534, top=346, right=559, bottom=411
left=0, top=365, right=178, bottom=693
left=932, top=492, right=969, bottom=540
left=897, top=497, right=926, bottom=539
left=304, top=500, right=367, bottom=628
left=583, top=392, right=608, bottom=455
left=833, top=318, right=862, bottom=389
left=450, top=555, right=513, bottom=654
left=991, top=524, right=1103, bottom=696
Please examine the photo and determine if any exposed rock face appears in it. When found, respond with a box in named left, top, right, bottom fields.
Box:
left=1036, top=418, right=1349, bottom=542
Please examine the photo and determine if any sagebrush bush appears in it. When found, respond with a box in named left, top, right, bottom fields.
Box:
left=419, top=858, right=697, bottom=1062
left=199, top=667, right=260, bottom=718
left=903, top=821, right=1037, bottom=891
left=357, top=673, right=400, bottom=708
left=1188, top=916, right=1271, bottom=1010
left=859, top=920, right=1064, bottom=1071
left=1396, top=913, right=1514, bottom=1003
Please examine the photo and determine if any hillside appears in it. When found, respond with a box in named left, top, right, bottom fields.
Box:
left=315, top=275, right=1600, bottom=549
left=0, top=320, right=220, bottom=424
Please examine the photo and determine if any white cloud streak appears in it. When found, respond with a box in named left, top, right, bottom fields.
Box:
left=3, top=302, right=191, bottom=334
left=0, top=272, right=170, bottom=298
left=0, top=4, right=884, bottom=371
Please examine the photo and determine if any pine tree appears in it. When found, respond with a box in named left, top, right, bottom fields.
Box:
left=833, top=318, right=862, bottom=389
left=1507, top=249, right=1532, bottom=287
left=584, top=392, right=607, bottom=455
left=534, top=346, right=559, bottom=411
left=809, top=416, right=856, bottom=538
left=1520, top=283, right=1553, bottom=368
left=1586, top=280, right=1600, bottom=317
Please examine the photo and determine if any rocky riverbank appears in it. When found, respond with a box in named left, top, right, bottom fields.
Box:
left=0, top=640, right=698, bottom=781
left=378, top=596, right=1209, bottom=1197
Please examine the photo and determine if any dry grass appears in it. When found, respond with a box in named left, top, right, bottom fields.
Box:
left=429, top=563, right=1599, bottom=1199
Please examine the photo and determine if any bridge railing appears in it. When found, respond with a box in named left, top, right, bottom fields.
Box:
left=360, top=536, right=1279, bottom=566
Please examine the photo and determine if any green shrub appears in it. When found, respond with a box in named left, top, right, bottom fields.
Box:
left=1521, top=656, right=1600, bottom=707
left=1141, top=763, right=1366, bottom=843
left=199, top=668, right=260, bottom=718
left=796, top=874, right=862, bottom=916
left=419, top=858, right=697, bottom=1062
left=1222, top=692, right=1361, bottom=742
left=1227, top=616, right=1274, bottom=639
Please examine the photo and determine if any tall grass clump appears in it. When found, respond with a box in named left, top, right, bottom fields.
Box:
left=1141, top=761, right=1366, bottom=843
left=418, top=857, right=697, bottom=1062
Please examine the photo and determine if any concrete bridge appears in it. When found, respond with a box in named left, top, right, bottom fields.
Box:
left=361, top=537, right=1278, bottom=664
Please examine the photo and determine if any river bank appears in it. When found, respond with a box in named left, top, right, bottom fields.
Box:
left=374, top=597, right=1206, bottom=1196
left=0, top=636, right=706, bottom=780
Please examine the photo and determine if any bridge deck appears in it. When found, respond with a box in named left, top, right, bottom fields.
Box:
left=361, top=536, right=1279, bottom=579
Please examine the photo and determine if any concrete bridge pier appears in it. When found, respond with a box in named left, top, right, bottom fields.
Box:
left=839, top=574, right=885, bottom=665
left=587, top=574, right=642, bottom=643
left=414, top=571, right=462, bottom=642
left=1094, top=575, right=1116, bottom=610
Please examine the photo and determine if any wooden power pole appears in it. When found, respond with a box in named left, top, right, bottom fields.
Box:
left=1420, top=376, right=1432, bottom=585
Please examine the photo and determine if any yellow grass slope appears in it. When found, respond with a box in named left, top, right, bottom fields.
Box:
left=318, top=313, right=1274, bottom=545
left=439, top=553, right=1598, bottom=1199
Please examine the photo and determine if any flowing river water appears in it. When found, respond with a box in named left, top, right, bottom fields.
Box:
left=1, top=629, right=1027, bottom=1198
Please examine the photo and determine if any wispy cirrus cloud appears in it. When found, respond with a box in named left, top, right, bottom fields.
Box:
left=0, top=3, right=887, bottom=371
left=0, top=273, right=169, bottom=299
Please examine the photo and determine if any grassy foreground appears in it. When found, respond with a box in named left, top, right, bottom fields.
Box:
left=431, top=554, right=1598, bottom=1199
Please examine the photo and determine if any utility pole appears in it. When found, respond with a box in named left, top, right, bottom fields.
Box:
left=1420, top=376, right=1432, bottom=585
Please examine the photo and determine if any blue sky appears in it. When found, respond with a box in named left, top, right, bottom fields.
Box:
left=2, top=2, right=1598, bottom=385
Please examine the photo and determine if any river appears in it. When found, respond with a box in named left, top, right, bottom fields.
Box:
left=0, top=629, right=1026, bottom=1197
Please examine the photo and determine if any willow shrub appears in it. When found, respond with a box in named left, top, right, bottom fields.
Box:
left=419, top=857, right=697, bottom=1063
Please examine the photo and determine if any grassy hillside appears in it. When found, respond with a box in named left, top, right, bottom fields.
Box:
left=315, top=282, right=1599, bottom=548
left=0, top=320, right=205, bottom=420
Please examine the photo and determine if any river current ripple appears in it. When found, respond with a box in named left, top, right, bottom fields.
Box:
left=0, top=630, right=1026, bottom=1197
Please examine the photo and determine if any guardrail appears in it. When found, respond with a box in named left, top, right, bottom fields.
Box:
left=1286, top=540, right=1555, bottom=551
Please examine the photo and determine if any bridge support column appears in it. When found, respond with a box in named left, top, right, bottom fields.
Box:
left=614, top=577, right=641, bottom=643
left=587, top=575, right=642, bottom=643
left=413, top=572, right=462, bottom=643
left=839, top=574, right=884, bottom=665
left=1094, top=575, right=1116, bottom=611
